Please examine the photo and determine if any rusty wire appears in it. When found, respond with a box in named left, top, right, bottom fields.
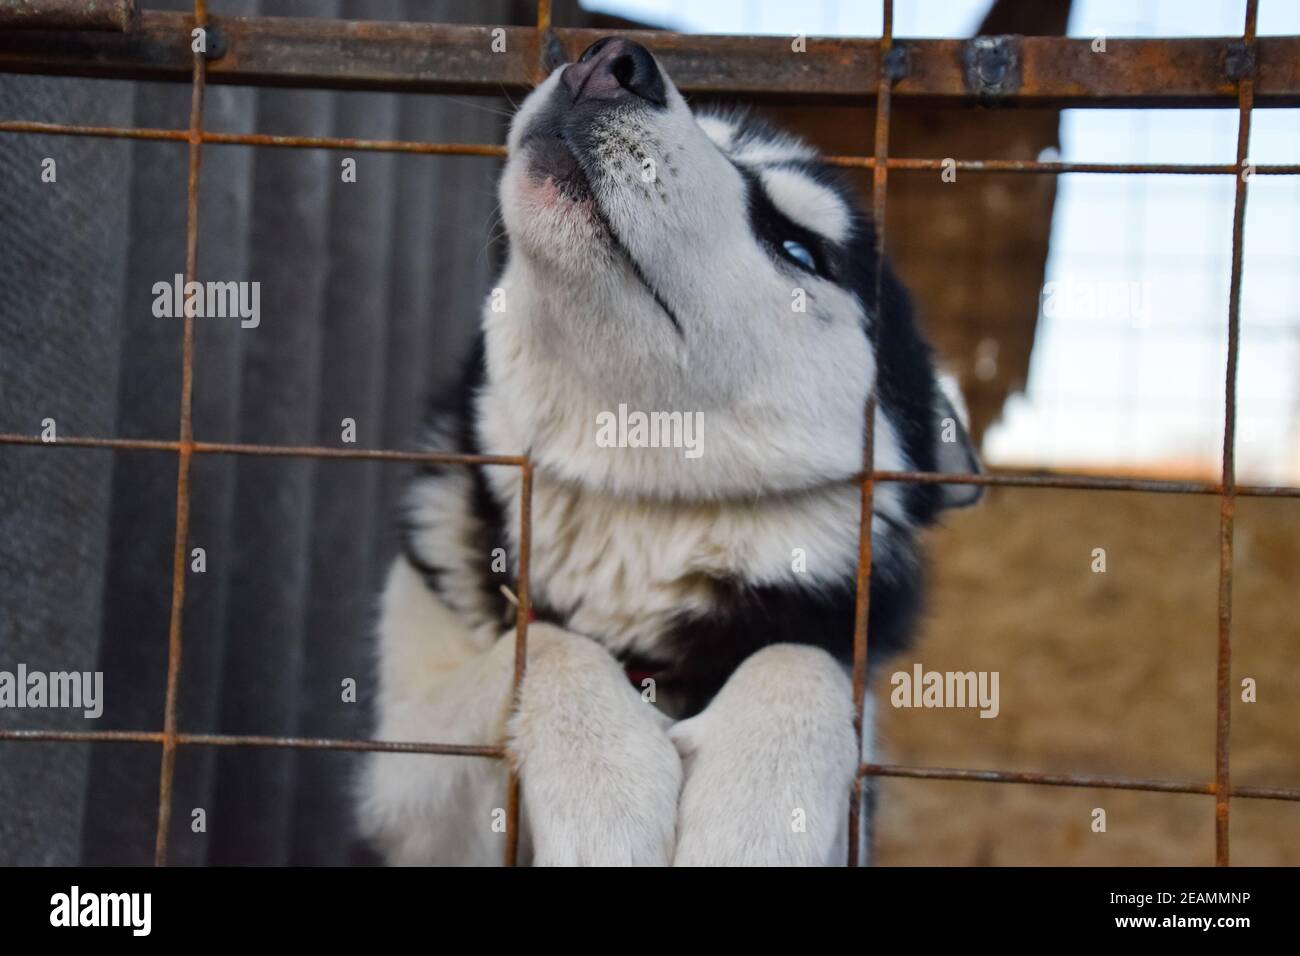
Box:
left=0, top=728, right=503, bottom=757
left=846, top=0, right=894, bottom=870
left=1208, top=0, right=1259, bottom=869
left=0, top=0, right=1294, bottom=868
left=2, top=433, right=1298, bottom=497
left=151, top=0, right=206, bottom=871
left=860, top=764, right=1300, bottom=803
left=8, top=119, right=1300, bottom=178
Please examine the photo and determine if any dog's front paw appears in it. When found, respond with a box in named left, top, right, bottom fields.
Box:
left=671, top=644, right=858, bottom=866
left=508, top=624, right=681, bottom=865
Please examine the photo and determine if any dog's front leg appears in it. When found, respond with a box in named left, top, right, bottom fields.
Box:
left=509, top=623, right=682, bottom=866
left=670, top=644, right=859, bottom=866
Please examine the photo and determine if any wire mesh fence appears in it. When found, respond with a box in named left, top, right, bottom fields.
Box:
left=1, top=0, right=1298, bottom=866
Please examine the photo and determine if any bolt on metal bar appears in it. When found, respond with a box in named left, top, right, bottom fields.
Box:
left=1213, top=0, right=1258, bottom=868
left=153, top=0, right=208, bottom=870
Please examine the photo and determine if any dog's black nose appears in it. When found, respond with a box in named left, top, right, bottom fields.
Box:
left=561, top=37, right=666, bottom=108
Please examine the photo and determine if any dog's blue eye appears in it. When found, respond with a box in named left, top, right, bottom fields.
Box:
left=782, top=240, right=816, bottom=271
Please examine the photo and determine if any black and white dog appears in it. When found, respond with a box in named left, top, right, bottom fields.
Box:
left=359, top=38, right=980, bottom=866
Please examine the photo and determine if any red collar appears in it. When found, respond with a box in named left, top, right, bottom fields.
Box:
left=624, top=665, right=658, bottom=688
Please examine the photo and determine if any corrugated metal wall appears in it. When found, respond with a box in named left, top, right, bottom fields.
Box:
left=0, top=0, right=518, bottom=865
left=0, top=65, right=135, bottom=868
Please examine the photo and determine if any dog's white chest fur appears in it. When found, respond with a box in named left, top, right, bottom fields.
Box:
left=486, top=467, right=869, bottom=659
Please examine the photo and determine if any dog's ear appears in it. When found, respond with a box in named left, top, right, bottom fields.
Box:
left=543, top=33, right=570, bottom=73
left=932, top=374, right=983, bottom=508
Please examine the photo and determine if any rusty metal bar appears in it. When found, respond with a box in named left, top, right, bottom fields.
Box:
left=826, top=156, right=1300, bottom=176
left=0, top=728, right=502, bottom=757
left=3, top=13, right=1300, bottom=106
left=0, top=120, right=509, bottom=155
left=7, top=725, right=1300, bottom=807
left=11, top=726, right=1300, bottom=803
left=0, top=729, right=165, bottom=745
left=499, top=0, right=550, bottom=869
left=0, top=433, right=529, bottom=466
left=191, top=440, right=526, bottom=467
left=7, top=120, right=1300, bottom=178
left=860, top=763, right=1300, bottom=803
left=152, top=0, right=207, bottom=870
left=4, top=433, right=1300, bottom=498
left=503, top=460, right=534, bottom=867
left=8, top=727, right=1300, bottom=802
left=847, top=0, right=894, bottom=870
left=0, top=0, right=135, bottom=32
left=175, top=734, right=503, bottom=757
left=1231, top=783, right=1300, bottom=802
left=534, top=0, right=553, bottom=87
left=867, top=468, right=1300, bottom=499
left=0, top=433, right=181, bottom=453
left=1213, top=0, right=1258, bottom=869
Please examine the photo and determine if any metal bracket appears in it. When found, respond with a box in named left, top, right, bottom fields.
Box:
left=883, top=43, right=910, bottom=84
left=198, top=22, right=227, bottom=62
left=1224, top=40, right=1257, bottom=82
left=964, top=35, right=1022, bottom=98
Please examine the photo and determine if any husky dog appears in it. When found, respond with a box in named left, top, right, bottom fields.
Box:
left=359, top=37, right=980, bottom=866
